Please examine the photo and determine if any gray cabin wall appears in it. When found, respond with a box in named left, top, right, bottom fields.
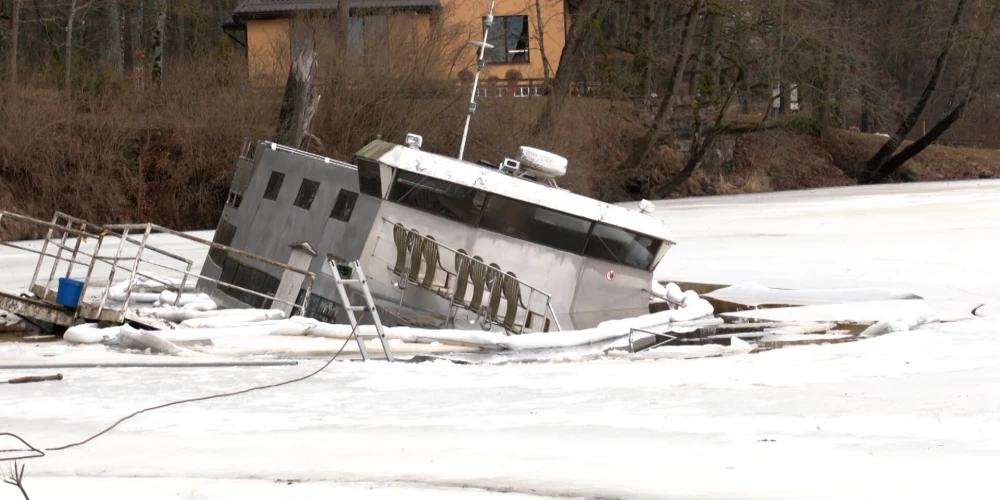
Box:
left=198, top=144, right=380, bottom=311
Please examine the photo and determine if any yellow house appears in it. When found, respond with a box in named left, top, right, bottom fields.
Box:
left=226, top=0, right=568, bottom=85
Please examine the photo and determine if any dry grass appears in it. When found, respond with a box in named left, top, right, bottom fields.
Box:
left=0, top=59, right=275, bottom=240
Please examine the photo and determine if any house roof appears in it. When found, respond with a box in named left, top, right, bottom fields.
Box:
left=232, top=0, right=440, bottom=20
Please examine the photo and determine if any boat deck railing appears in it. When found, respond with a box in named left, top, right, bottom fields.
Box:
left=378, top=218, right=562, bottom=334
left=0, top=210, right=314, bottom=326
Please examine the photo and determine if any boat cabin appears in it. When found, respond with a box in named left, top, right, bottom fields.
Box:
left=198, top=137, right=675, bottom=333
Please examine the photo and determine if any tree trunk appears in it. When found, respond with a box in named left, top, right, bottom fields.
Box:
left=532, top=0, right=606, bottom=135
left=860, top=0, right=969, bottom=183
left=656, top=63, right=742, bottom=199
left=774, top=0, right=788, bottom=116
left=276, top=32, right=320, bottom=149
left=633, top=0, right=654, bottom=100
left=129, top=1, right=144, bottom=89
left=337, top=0, right=350, bottom=49
left=177, top=10, right=185, bottom=62
left=8, top=0, right=21, bottom=86
left=534, top=0, right=551, bottom=81
left=151, top=0, right=166, bottom=90
left=615, top=2, right=701, bottom=175
left=64, top=0, right=77, bottom=96
left=869, top=102, right=969, bottom=183
left=106, top=0, right=124, bottom=74
left=866, top=0, right=998, bottom=183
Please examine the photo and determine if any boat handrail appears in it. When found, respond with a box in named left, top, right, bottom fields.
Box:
left=259, top=140, right=357, bottom=170
left=382, top=217, right=561, bottom=333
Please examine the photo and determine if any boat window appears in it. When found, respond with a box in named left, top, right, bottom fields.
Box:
left=388, top=170, right=486, bottom=225
left=357, top=159, right=383, bottom=197
left=219, top=259, right=280, bottom=308
left=293, top=179, right=320, bottom=210
left=584, top=223, right=662, bottom=270
left=479, top=195, right=591, bottom=254
left=330, top=190, right=359, bottom=222
left=209, top=220, right=237, bottom=266
left=263, top=171, right=284, bottom=200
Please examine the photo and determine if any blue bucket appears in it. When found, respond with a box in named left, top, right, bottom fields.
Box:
left=56, top=278, right=84, bottom=309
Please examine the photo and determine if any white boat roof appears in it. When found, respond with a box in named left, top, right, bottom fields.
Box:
left=362, top=142, right=676, bottom=244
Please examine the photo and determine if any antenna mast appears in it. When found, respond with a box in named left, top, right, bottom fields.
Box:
left=458, top=0, right=498, bottom=161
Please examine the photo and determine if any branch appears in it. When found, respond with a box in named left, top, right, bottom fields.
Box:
left=2, top=461, right=30, bottom=500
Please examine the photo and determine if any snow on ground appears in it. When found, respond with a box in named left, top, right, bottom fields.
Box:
left=3, top=180, right=1000, bottom=499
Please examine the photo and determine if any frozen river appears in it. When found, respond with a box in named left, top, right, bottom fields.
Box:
left=2, top=180, right=1000, bottom=499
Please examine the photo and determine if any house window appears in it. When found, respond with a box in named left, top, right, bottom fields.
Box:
left=330, top=190, right=359, bottom=222
left=263, top=171, right=285, bottom=200
left=294, top=179, right=320, bottom=210
left=349, top=15, right=388, bottom=61
left=349, top=18, right=365, bottom=55
left=484, top=16, right=529, bottom=64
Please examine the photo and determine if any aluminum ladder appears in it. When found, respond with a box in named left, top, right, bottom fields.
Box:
left=328, top=257, right=393, bottom=362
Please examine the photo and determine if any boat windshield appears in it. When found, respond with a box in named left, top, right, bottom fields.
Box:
left=383, top=168, right=666, bottom=271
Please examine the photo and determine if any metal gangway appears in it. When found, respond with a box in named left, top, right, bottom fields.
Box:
left=0, top=211, right=316, bottom=329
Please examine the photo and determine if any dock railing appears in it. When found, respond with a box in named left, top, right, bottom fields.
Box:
left=0, top=211, right=315, bottom=324
left=101, top=223, right=315, bottom=321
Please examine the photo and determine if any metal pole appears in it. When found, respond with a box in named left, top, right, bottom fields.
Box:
left=65, top=229, right=84, bottom=279
left=300, top=275, right=314, bottom=316
left=75, top=234, right=105, bottom=321
left=98, top=226, right=130, bottom=318
left=458, top=0, right=498, bottom=161
left=42, top=218, right=74, bottom=296
left=173, top=261, right=193, bottom=307
left=29, top=216, right=57, bottom=292
left=119, top=224, right=153, bottom=322
left=520, top=287, right=535, bottom=335
left=547, top=301, right=562, bottom=331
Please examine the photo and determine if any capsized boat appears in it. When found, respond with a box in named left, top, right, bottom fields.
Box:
left=198, top=135, right=675, bottom=334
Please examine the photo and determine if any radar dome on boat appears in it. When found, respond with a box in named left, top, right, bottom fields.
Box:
left=517, top=147, right=567, bottom=178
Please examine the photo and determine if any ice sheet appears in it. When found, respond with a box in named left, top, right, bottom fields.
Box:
left=705, top=281, right=921, bottom=306
left=3, top=182, right=1000, bottom=499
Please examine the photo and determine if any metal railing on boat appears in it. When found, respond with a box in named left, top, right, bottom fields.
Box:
left=379, top=218, right=562, bottom=334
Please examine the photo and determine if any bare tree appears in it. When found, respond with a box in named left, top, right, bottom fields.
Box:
left=337, top=0, right=349, bottom=49
left=151, top=0, right=166, bottom=89
left=534, top=0, right=551, bottom=80
left=276, top=23, right=320, bottom=149
left=532, top=0, right=607, bottom=135
left=7, top=0, right=21, bottom=86
left=614, top=1, right=702, bottom=175
left=105, top=0, right=124, bottom=74
left=863, top=0, right=999, bottom=183
left=63, top=0, right=92, bottom=96
left=129, top=0, right=144, bottom=88
left=859, top=0, right=970, bottom=183
left=3, top=460, right=29, bottom=500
